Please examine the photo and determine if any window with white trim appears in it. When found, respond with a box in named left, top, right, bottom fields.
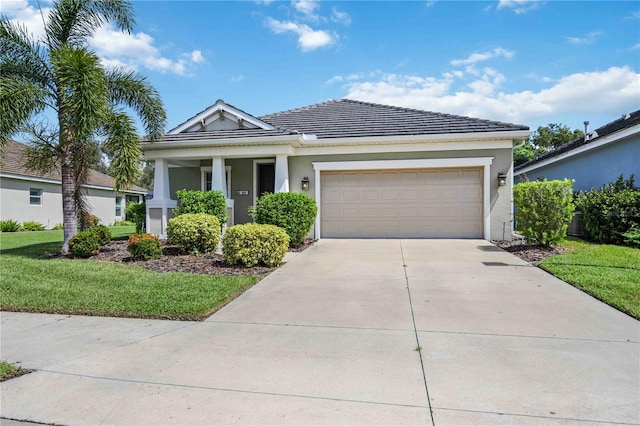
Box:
left=202, top=167, right=231, bottom=195
left=115, top=196, right=122, bottom=217
left=30, top=188, right=42, bottom=205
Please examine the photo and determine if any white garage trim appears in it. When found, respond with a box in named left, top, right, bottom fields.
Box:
left=312, top=157, right=494, bottom=240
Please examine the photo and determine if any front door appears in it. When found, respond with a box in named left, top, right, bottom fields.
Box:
left=257, top=163, right=275, bottom=197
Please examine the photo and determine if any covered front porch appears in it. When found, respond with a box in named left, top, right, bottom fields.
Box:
left=145, top=153, right=295, bottom=238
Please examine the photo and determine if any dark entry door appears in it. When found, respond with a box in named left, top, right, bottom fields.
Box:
left=258, top=163, right=275, bottom=196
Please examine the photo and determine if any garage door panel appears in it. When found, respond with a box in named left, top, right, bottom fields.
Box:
left=321, top=167, right=483, bottom=238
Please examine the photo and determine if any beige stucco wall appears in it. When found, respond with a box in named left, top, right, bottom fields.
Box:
left=169, top=167, right=200, bottom=195
left=0, top=177, right=129, bottom=228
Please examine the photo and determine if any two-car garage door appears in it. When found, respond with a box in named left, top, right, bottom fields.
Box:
left=320, top=167, right=483, bottom=238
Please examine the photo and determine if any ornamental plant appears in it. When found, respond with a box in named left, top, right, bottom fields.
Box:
left=250, top=192, right=317, bottom=247
left=127, top=233, right=162, bottom=260
left=173, top=190, right=228, bottom=224
left=222, top=223, right=289, bottom=267
left=78, top=212, right=100, bottom=231
left=0, top=220, right=21, bottom=232
left=125, top=202, right=146, bottom=232
left=68, top=230, right=101, bottom=258
left=513, top=179, right=575, bottom=247
left=89, top=225, right=112, bottom=246
left=20, top=221, right=45, bottom=231
left=166, top=213, right=221, bottom=255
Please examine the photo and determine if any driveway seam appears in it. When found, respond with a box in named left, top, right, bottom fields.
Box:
left=400, top=240, right=436, bottom=425
left=38, top=370, right=428, bottom=410
left=414, top=329, right=639, bottom=344
left=206, top=320, right=414, bottom=333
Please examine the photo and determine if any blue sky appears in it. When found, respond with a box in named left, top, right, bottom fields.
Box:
left=4, top=0, right=640, bottom=132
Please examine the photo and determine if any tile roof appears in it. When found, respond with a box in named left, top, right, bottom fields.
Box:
left=515, top=109, right=640, bottom=171
left=1, top=141, right=147, bottom=192
left=158, top=128, right=296, bottom=143
left=259, top=99, right=529, bottom=139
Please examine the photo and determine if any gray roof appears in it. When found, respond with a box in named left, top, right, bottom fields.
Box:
left=259, top=99, right=529, bottom=139
left=159, top=128, right=296, bottom=142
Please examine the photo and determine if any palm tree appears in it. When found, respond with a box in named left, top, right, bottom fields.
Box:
left=0, top=0, right=166, bottom=253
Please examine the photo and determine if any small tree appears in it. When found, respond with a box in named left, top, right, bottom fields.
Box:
left=513, top=179, right=575, bottom=247
left=250, top=192, right=317, bottom=247
left=173, top=189, right=227, bottom=224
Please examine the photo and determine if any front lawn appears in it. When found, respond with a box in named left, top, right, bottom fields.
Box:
left=0, top=228, right=261, bottom=320
left=540, top=238, right=640, bottom=320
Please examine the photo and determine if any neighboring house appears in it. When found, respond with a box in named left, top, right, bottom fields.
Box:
left=142, top=99, right=530, bottom=240
left=515, top=110, right=640, bottom=192
left=1, top=140, right=147, bottom=228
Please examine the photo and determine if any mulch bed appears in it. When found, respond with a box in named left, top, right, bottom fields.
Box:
left=0, top=367, right=32, bottom=382
left=86, top=238, right=316, bottom=276
left=493, top=238, right=567, bottom=264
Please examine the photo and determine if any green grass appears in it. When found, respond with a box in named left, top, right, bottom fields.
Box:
left=540, top=237, right=640, bottom=320
left=0, top=360, right=28, bottom=381
left=0, top=228, right=261, bottom=320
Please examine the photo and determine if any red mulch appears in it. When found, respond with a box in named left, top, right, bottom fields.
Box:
left=493, top=238, right=567, bottom=264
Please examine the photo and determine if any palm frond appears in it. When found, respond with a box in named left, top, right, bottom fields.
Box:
left=102, top=109, right=140, bottom=191
left=0, top=78, right=48, bottom=142
left=105, top=67, right=166, bottom=141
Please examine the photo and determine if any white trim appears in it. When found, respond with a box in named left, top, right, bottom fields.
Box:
left=252, top=159, right=275, bottom=207
left=200, top=166, right=232, bottom=193
left=168, top=100, right=276, bottom=134
left=0, top=173, right=146, bottom=194
left=515, top=124, right=639, bottom=175
left=312, top=157, right=494, bottom=240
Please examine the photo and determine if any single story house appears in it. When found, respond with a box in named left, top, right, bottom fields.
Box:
left=142, top=99, right=530, bottom=240
left=515, top=110, right=640, bottom=192
left=1, top=140, right=147, bottom=228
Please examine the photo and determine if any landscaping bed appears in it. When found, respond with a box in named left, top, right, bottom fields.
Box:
left=494, top=238, right=567, bottom=264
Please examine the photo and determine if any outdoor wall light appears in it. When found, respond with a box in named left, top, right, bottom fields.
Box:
left=301, top=176, right=310, bottom=190
left=497, top=172, right=507, bottom=187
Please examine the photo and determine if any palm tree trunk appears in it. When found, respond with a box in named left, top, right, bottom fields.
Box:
left=61, top=145, right=77, bottom=254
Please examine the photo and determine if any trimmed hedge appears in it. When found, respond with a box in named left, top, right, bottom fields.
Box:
left=166, top=213, right=221, bottom=255
left=250, top=192, right=317, bottom=247
left=174, top=190, right=227, bottom=224
left=222, top=223, right=290, bottom=267
left=575, top=175, right=640, bottom=246
left=514, top=179, right=575, bottom=247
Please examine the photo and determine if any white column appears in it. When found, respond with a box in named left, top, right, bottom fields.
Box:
left=153, top=159, right=171, bottom=200
left=274, top=154, right=289, bottom=193
left=211, top=157, right=227, bottom=197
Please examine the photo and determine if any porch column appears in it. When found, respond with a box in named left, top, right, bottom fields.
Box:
left=146, top=158, right=177, bottom=238
left=274, top=154, right=289, bottom=193
left=154, top=159, right=171, bottom=200
left=211, top=156, right=227, bottom=197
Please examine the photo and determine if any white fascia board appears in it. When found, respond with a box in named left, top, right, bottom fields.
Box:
left=168, top=102, right=275, bottom=134
left=144, top=144, right=297, bottom=160
left=313, top=157, right=493, bottom=171
left=300, top=130, right=531, bottom=147
left=0, top=173, right=145, bottom=194
left=297, top=139, right=512, bottom=156
left=142, top=134, right=301, bottom=151
left=516, top=125, right=640, bottom=175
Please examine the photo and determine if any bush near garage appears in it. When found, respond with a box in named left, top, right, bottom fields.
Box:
left=166, top=213, right=221, bottom=255
left=574, top=175, right=640, bottom=246
left=173, top=190, right=228, bottom=225
left=68, top=230, right=101, bottom=258
left=222, top=223, right=289, bottom=267
left=127, top=233, right=162, bottom=260
left=250, top=192, right=317, bottom=247
left=514, top=179, right=575, bottom=247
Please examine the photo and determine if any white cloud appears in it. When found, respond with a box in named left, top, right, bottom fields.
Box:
left=425, top=1, right=436, bottom=8
left=292, top=0, right=319, bottom=16
left=450, top=48, right=514, bottom=66
left=624, top=11, right=640, bottom=20
left=331, top=7, right=351, bottom=25
left=564, top=31, right=602, bottom=45
left=339, top=66, right=640, bottom=125
left=4, top=2, right=203, bottom=76
left=266, top=18, right=335, bottom=51
left=230, top=74, right=245, bottom=83
left=632, top=43, right=640, bottom=50
left=496, top=0, right=543, bottom=14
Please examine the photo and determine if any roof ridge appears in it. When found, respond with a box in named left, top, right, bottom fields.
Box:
left=260, top=99, right=341, bottom=118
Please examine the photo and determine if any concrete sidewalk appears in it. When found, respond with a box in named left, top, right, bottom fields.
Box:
left=1, top=239, right=639, bottom=425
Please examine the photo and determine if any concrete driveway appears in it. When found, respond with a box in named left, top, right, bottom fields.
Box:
left=1, top=239, right=638, bottom=425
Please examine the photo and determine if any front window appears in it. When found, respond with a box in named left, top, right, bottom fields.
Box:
left=115, top=196, right=122, bottom=217
left=203, top=169, right=231, bottom=194
left=30, top=188, right=42, bottom=205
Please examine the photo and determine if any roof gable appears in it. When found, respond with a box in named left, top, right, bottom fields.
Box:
left=168, top=99, right=276, bottom=134
left=259, top=99, right=529, bottom=139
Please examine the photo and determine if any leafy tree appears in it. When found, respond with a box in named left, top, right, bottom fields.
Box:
left=531, top=123, right=583, bottom=150
left=514, top=139, right=546, bottom=167
left=0, top=0, right=166, bottom=253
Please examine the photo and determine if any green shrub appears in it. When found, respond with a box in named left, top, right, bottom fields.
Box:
left=125, top=202, right=146, bottom=232
left=622, top=225, right=640, bottom=248
left=514, top=179, right=575, bottom=247
left=51, top=223, right=64, bottom=230
left=222, top=223, right=289, bottom=267
left=575, top=175, right=640, bottom=246
left=166, top=213, right=221, bottom=255
left=68, top=230, right=101, bottom=258
left=174, top=190, right=227, bottom=224
left=113, top=220, right=135, bottom=226
left=0, top=219, right=21, bottom=232
left=21, top=221, right=45, bottom=231
left=78, top=212, right=100, bottom=230
left=89, top=225, right=112, bottom=246
left=250, top=192, right=317, bottom=247
left=127, top=233, right=162, bottom=260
